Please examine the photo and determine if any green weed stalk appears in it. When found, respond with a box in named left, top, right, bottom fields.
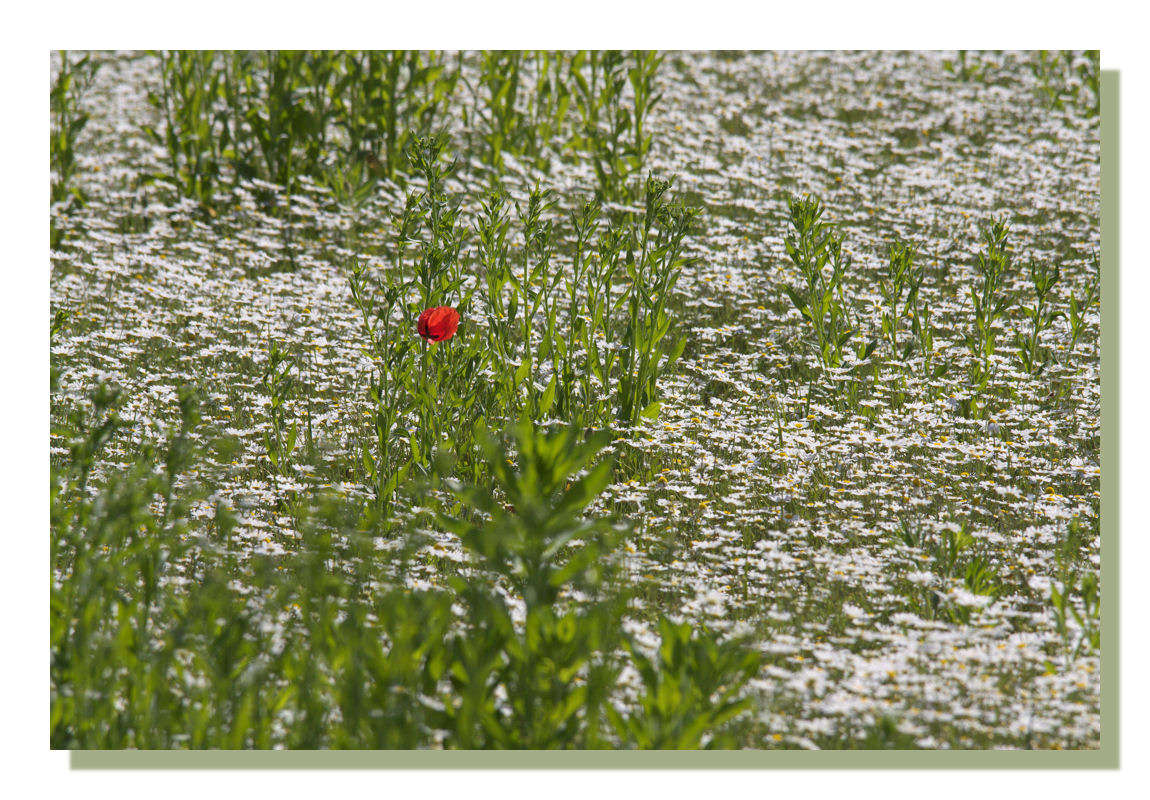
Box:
left=782, top=194, right=856, bottom=374
left=615, top=175, right=696, bottom=424
left=1014, top=258, right=1063, bottom=375
left=50, top=51, right=101, bottom=231
left=145, top=50, right=226, bottom=214
left=964, top=219, right=1014, bottom=395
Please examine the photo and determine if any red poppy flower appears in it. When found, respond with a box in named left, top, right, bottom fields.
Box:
left=417, top=306, right=460, bottom=342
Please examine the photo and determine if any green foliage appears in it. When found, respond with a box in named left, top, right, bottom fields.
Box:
left=523, top=51, right=577, bottom=172
left=260, top=340, right=298, bottom=476
left=53, top=381, right=124, bottom=495
left=433, top=419, right=628, bottom=748
left=1048, top=517, right=1101, bottom=662
left=145, top=50, right=460, bottom=214
left=347, top=134, right=488, bottom=504
left=433, top=582, right=623, bottom=749
left=52, top=400, right=761, bottom=749
left=943, top=50, right=1099, bottom=122
left=51, top=51, right=101, bottom=246
left=1028, top=50, right=1101, bottom=119
left=405, top=133, right=469, bottom=311
left=610, top=617, right=762, bottom=749
left=51, top=308, right=74, bottom=340
left=348, top=136, right=699, bottom=498
left=557, top=198, right=604, bottom=423
left=891, top=520, right=1003, bottom=624
left=231, top=50, right=319, bottom=192
left=848, top=716, right=921, bottom=749
left=1067, top=251, right=1100, bottom=355
left=141, top=50, right=667, bottom=211
left=963, top=555, right=1003, bottom=600
left=615, top=175, right=697, bottom=424
left=51, top=383, right=203, bottom=748
left=879, top=239, right=925, bottom=359
left=52, top=51, right=1101, bottom=752
left=1049, top=571, right=1101, bottom=661
left=348, top=257, right=415, bottom=512
left=964, top=219, right=1014, bottom=388
left=1013, top=258, right=1063, bottom=375
left=50, top=51, right=100, bottom=210
left=145, top=50, right=227, bottom=213
left=507, top=184, right=563, bottom=422
left=934, top=522, right=976, bottom=580
left=333, top=50, right=458, bottom=183
left=440, top=419, right=620, bottom=609
left=782, top=194, right=855, bottom=372
left=473, top=50, right=526, bottom=176
left=571, top=50, right=665, bottom=203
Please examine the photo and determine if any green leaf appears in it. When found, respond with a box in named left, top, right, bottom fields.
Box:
left=285, top=421, right=298, bottom=456
left=783, top=285, right=807, bottom=313
left=587, top=339, right=603, bottom=383
left=409, top=430, right=422, bottom=465
left=554, top=457, right=615, bottom=518
left=539, top=373, right=557, bottom=418
left=640, top=401, right=662, bottom=420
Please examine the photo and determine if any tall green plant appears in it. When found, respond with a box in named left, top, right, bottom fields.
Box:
left=349, top=260, right=416, bottom=512
left=50, top=51, right=101, bottom=217
left=1028, top=50, right=1101, bottom=119
left=260, top=340, right=299, bottom=476
left=440, top=419, right=620, bottom=610
left=435, top=419, right=762, bottom=748
left=52, top=383, right=203, bottom=748
left=615, top=175, right=696, bottom=423
left=611, top=617, right=762, bottom=749
left=511, top=185, right=565, bottom=421
left=436, top=419, right=627, bottom=748
left=475, top=50, right=524, bottom=176
left=964, top=219, right=1014, bottom=394
left=1066, top=250, right=1099, bottom=356
left=349, top=135, right=488, bottom=507
left=1014, top=259, right=1063, bottom=375
left=555, top=198, right=603, bottom=425
left=334, top=50, right=458, bottom=183
left=243, top=50, right=312, bottom=193
left=53, top=347, right=764, bottom=750
left=572, top=50, right=664, bottom=202
left=145, top=50, right=226, bottom=213
left=524, top=50, right=575, bottom=171
left=878, top=239, right=924, bottom=359
left=576, top=217, right=628, bottom=425
left=469, top=50, right=579, bottom=176
left=781, top=194, right=855, bottom=372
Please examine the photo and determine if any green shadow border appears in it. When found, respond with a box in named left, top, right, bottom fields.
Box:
left=70, top=66, right=1120, bottom=773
